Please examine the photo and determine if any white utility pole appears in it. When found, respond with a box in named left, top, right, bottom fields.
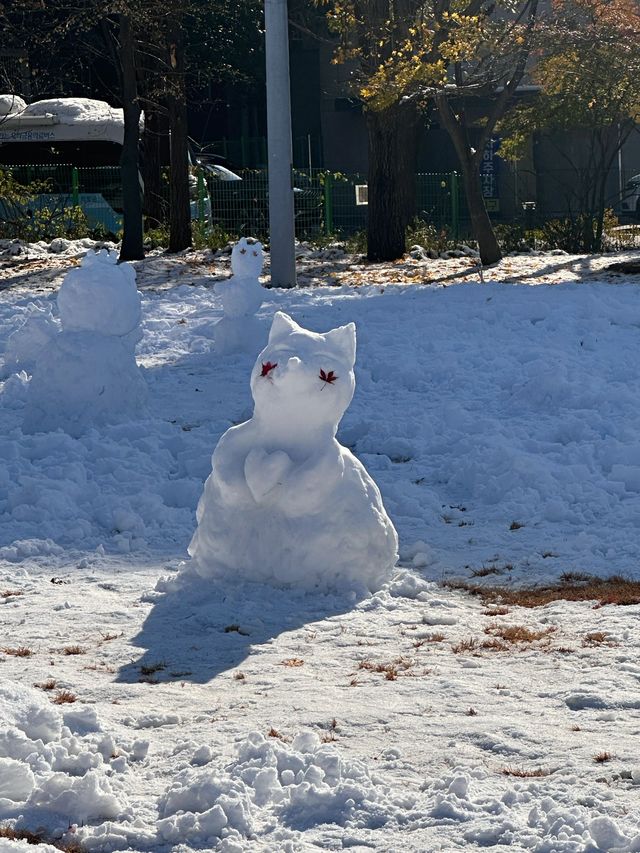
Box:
left=264, top=0, right=297, bottom=287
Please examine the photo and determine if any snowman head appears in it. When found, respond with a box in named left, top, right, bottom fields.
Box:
left=250, top=312, right=356, bottom=436
left=231, top=237, right=264, bottom=279
left=57, top=249, right=141, bottom=336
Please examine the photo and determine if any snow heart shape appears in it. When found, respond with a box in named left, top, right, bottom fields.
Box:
left=188, top=311, right=398, bottom=594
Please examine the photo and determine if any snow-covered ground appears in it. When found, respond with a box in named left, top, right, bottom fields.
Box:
left=1, top=242, right=640, bottom=852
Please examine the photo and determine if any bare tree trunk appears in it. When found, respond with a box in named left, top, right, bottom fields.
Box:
left=167, top=24, right=191, bottom=253
left=118, top=14, right=144, bottom=261
left=462, top=165, right=502, bottom=265
left=366, top=102, right=419, bottom=262
left=436, top=94, right=502, bottom=265
left=142, top=104, right=169, bottom=229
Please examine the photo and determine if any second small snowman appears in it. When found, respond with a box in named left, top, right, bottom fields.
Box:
left=23, top=249, right=147, bottom=436
left=214, top=237, right=266, bottom=354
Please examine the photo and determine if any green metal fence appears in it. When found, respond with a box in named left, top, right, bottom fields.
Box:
left=1, top=164, right=123, bottom=235
left=205, top=169, right=467, bottom=240
left=4, top=163, right=638, bottom=246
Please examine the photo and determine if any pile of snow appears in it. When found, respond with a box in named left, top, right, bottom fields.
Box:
left=22, top=250, right=147, bottom=436
left=0, top=94, right=27, bottom=116
left=1, top=303, right=59, bottom=378
left=214, top=237, right=266, bottom=354
left=157, top=730, right=397, bottom=846
left=188, top=311, right=398, bottom=593
left=0, top=682, right=130, bottom=834
left=20, top=97, right=123, bottom=127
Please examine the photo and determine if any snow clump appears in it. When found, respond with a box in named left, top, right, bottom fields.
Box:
left=157, top=730, right=397, bottom=846
left=188, top=311, right=398, bottom=593
left=22, top=250, right=147, bottom=436
left=0, top=681, right=129, bottom=832
left=214, top=237, right=266, bottom=354
left=1, top=302, right=59, bottom=377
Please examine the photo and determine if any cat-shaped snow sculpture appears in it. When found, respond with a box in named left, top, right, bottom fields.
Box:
left=188, top=311, right=398, bottom=593
left=23, top=250, right=146, bottom=436
left=214, top=237, right=266, bottom=354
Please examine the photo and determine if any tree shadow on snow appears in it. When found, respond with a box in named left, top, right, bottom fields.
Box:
left=116, top=568, right=358, bottom=685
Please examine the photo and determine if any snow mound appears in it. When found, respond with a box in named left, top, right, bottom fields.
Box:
left=0, top=682, right=129, bottom=830
left=23, top=331, right=147, bottom=437
left=21, top=97, right=123, bottom=127
left=2, top=303, right=59, bottom=377
left=0, top=94, right=27, bottom=115
left=189, top=311, right=398, bottom=593
left=0, top=682, right=62, bottom=743
left=157, top=730, right=396, bottom=846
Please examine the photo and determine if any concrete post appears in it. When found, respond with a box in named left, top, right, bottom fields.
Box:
left=264, top=0, right=297, bottom=287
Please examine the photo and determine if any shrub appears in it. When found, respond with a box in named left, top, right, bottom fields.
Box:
left=0, top=169, right=92, bottom=241
left=405, top=219, right=456, bottom=254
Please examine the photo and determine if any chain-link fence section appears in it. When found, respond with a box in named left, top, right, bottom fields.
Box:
left=1, top=163, right=639, bottom=249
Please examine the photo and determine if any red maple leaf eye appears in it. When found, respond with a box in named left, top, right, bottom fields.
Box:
left=261, top=361, right=277, bottom=377
left=319, top=369, right=338, bottom=384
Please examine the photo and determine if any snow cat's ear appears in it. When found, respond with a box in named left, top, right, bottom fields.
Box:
left=325, top=322, right=356, bottom=366
left=268, top=311, right=301, bottom=344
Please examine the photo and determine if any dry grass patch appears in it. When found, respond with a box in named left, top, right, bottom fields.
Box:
left=52, top=690, right=77, bottom=704
left=451, top=638, right=478, bottom=654
left=480, top=638, right=511, bottom=652
left=582, top=632, right=617, bottom=648
left=484, top=624, right=556, bottom=644
left=34, top=679, right=57, bottom=691
left=359, top=656, right=414, bottom=680
left=0, top=826, right=83, bottom=852
left=594, top=751, right=614, bottom=763
left=483, top=607, right=510, bottom=616
left=267, top=727, right=289, bottom=741
left=413, top=632, right=446, bottom=648
left=84, top=662, right=116, bottom=673
left=63, top=645, right=85, bottom=656
left=470, top=566, right=504, bottom=578
left=445, top=574, right=640, bottom=609
left=501, top=766, right=551, bottom=778
left=3, top=646, right=33, bottom=657
left=1, top=589, right=24, bottom=599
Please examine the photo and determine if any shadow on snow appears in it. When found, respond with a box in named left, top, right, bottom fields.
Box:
left=116, top=568, right=358, bottom=685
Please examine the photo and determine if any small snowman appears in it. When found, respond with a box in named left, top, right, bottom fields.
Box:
left=188, top=311, right=398, bottom=594
left=23, top=250, right=147, bottom=436
left=214, top=237, right=266, bottom=354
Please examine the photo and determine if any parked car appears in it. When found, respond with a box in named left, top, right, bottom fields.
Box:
left=620, top=174, right=640, bottom=219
